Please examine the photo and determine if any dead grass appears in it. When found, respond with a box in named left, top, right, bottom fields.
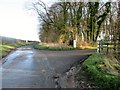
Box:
left=83, top=53, right=120, bottom=89
left=104, top=55, right=120, bottom=77
left=77, top=41, right=97, bottom=49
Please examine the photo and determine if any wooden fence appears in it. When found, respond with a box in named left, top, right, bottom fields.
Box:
left=97, top=40, right=115, bottom=54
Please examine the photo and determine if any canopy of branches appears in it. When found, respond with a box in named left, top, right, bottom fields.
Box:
left=32, top=1, right=119, bottom=48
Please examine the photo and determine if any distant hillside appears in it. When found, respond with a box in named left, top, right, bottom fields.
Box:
left=0, top=36, right=25, bottom=44
left=0, top=36, right=39, bottom=44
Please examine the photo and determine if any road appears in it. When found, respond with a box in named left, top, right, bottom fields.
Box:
left=2, top=46, right=95, bottom=88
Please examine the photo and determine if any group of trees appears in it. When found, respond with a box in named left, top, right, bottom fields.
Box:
left=32, top=1, right=119, bottom=47
left=116, top=1, right=120, bottom=60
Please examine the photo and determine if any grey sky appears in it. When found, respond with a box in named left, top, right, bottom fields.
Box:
left=0, top=0, right=55, bottom=41
left=0, top=0, right=117, bottom=41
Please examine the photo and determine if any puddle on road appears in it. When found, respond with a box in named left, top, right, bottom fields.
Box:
left=2, top=47, right=35, bottom=65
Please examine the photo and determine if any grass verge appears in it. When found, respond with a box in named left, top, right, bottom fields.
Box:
left=0, top=42, right=30, bottom=58
left=82, top=53, right=120, bottom=89
left=33, top=43, right=75, bottom=50
left=33, top=43, right=97, bottom=51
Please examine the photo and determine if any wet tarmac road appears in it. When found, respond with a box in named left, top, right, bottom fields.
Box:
left=2, top=46, right=95, bottom=88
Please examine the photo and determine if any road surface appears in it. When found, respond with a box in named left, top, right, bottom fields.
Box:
left=1, top=46, right=95, bottom=88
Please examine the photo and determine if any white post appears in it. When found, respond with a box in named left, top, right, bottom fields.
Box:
left=73, top=40, right=76, bottom=48
left=97, top=41, right=100, bottom=53
left=97, top=36, right=101, bottom=53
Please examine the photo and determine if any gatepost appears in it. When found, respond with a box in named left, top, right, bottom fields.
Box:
left=73, top=40, right=76, bottom=48
left=97, top=36, right=101, bottom=53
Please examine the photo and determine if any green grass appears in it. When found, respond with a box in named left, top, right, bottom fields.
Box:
left=83, top=53, right=120, bottom=89
left=0, top=44, right=14, bottom=57
left=33, top=43, right=76, bottom=51
left=0, top=42, right=31, bottom=58
left=33, top=43, right=97, bottom=51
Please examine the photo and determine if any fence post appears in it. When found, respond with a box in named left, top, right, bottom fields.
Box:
left=73, top=40, right=76, bottom=48
left=97, top=40, right=100, bottom=53
left=107, top=43, right=108, bottom=53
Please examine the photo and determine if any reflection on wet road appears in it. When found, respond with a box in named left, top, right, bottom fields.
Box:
left=2, top=46, right=95, bottom=88
left=2, top=47, right=55, bottom=88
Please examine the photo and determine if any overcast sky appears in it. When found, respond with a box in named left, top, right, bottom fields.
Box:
left=0, top=0, right=55, bottom=41
left=0, top=0, right=116, bottom=41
